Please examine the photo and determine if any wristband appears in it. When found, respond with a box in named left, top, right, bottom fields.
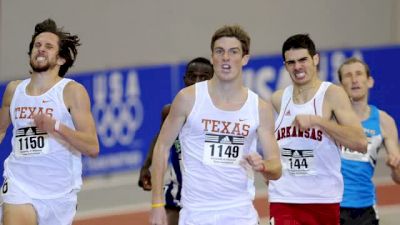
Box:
left=54, top=120, right=61, bottom=131
left=151, top=203, right=165, bottom=208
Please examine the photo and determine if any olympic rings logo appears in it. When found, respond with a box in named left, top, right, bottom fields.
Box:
left=92, top=70, right=143, bottom=147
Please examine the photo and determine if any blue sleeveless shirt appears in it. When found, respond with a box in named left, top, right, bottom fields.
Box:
left=164, top=139, right=182, bottom=208
left=341, top=105, right=383, bottom=208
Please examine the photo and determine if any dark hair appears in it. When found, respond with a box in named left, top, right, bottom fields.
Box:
left=211, top=25, right=250, bottom=56
left=282, top=34, right=316, bottom=61
left=338, top=57, right=371, bottom=82
left=28, top=18, right=81, bottom=77
left=183, top=57, right=214, bottom=87
left=185, top=57, right=212, bottom=71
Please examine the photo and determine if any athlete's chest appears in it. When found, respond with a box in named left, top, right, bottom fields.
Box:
left=12, top=97, right=61, bottom=122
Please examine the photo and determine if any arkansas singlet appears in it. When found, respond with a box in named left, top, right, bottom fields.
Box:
left=269, top=82, right=343, bottom=203
left=4, top=78, right=82, bottom=199
left=179, top=81, right=259, bottom=211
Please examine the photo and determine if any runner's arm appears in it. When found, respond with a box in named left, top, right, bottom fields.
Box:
left=0, top=81, right=19, bottom=143
left=138, top=134, right=158, bottom=190
left=311, top=85, right=367, bottom=152
left=257, top=98, right=282, bottom=180
left=141, top=105, right=171, bottom=170
left=380, top=110, right=400, bottom=184
left=139, top=105, right=172, bottom=190
left=151, top=90, right=191, bottom=204
left=151, top=87, right=193, bottom=225
left=57, top=81, right=99, bottom=157
left=271, top=89, right=284, bottom=114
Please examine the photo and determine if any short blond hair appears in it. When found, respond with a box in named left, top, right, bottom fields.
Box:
left=338, top=57, right=371, bottom=82
left=211, top=25, right=250, bottom=56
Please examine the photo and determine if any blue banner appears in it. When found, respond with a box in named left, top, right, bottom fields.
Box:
left=0, top=45, right=399, bottom=179
left=75, top=65, right=174, bottom=176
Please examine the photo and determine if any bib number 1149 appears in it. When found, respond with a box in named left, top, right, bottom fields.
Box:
left=209, top=144, right=239, bottom=158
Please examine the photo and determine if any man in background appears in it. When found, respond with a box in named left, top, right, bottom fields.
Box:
left=338, top=57, right=400, bottom=225
left=138, top=57, right=213, bottom=225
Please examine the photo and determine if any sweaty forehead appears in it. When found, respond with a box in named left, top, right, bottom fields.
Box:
left=213, top=37, right=241, bottom=49
left=343, top=62, right=364, bottom=70
left=284, top=48, right=310, bottom=60
left=35, top=32, right=59, bottom=44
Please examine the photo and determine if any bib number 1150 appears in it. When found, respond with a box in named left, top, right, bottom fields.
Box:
left=18, top=136, right=45, bottom=150
left=13, top=126, right=49, bottom=157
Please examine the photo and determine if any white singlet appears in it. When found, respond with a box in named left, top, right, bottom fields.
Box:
left=179, top=81, right=259, bottom=211
left=269, top=82, right=343, bottom=203
left=4, top=78, right=82, bottom=199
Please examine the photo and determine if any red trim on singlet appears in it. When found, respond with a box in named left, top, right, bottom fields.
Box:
left=313, top=98, right=317, bottom=115
left=274, top=98, right=291, bottom=132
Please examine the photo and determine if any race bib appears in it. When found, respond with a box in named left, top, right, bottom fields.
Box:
left=341, top=134, right=381, bottom=164
left=13, top=126, right=49, bottom=157
left=341, top=146, right=370, bottom=162
left=282, top=148, right=315, bottom=176
left=203, top=134, right=244, bottom=167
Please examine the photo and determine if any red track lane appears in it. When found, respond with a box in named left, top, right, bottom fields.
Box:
left=73, top=184, right=400, bottom=225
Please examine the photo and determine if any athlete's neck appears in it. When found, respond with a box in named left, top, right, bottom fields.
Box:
left=351, top=98, right=370, bottom=121
left=209, top=77, right=244, bottom=98
left=292, top=79, right=322, bottom=104
left=28, top=71, right=62, bottom=96
left=207, top=79, right=248, bottom=111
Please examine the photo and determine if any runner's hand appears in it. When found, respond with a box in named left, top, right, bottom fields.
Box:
left=292, top=114, right=315, bottom=130
left=138, top=167, right=152, bottom=191
left=244, top=152, right=266, bottom=172
left=386, top=153, right=400, bottom=169
left=33, top=113, right=56, bottom=133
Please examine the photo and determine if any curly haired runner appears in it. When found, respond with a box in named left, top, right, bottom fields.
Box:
left=0, top=18, right=99, bottom=225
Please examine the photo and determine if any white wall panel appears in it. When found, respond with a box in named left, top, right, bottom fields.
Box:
left=0, top=0, right=397, bottom=81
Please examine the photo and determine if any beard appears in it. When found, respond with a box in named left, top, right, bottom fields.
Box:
left=29, top=57, right=56, bottom=73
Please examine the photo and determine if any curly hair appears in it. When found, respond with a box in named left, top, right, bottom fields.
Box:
left=28, top=18, right=81, bottom=77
